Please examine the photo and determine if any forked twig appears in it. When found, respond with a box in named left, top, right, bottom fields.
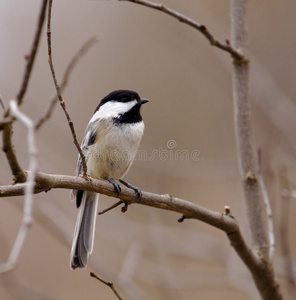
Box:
left=47, top=0, right=87, bottom=175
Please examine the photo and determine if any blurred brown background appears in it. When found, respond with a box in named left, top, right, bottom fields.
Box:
left=1, top=0, right=296, bottom=299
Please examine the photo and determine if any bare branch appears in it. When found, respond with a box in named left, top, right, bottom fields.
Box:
left=279, top=168, right=296, bottom=300
left=46, top=0, right=87, bottom=175
left=16, top=0, right=48, bottom=105
left=231, top=0, right=268, bottom=256
left=0, top=171, right=282, bottom=298
left=230, top=1, right=281, bottom=299
left=90, top=272, right=124, bottom=300
left=258, top=151, right=275, bottom=260
left=0, top=100, right=38, bottom=273
left=98, top=200, right=124, bottom=215
left=0, top=171, right=281, bottom=299
left=1, top=122, right=27, bottom=183
left=35, top=35, right=99, bottom=130
left=119, top=0, right=246, bottom=62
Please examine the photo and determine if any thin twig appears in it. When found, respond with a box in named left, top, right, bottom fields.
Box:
left=16, top=0, right=48, bottom=105
left=257, top=150, right=275, bottom=260
left=90, top=272, right=124, bottom=300
left=279, top=167, right=296, bottom=300
left=0, top=100, right=37, bottom=274
left=47, top=0, right=87, bottom=175
left=98, top=200, right=124, bottom=215
left=119, top=0, right=246, bottom=62
left=35, top=35, right=99, bottom=130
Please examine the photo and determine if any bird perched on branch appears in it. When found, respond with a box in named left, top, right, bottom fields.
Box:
left=70, top=89, right=148, bottom=269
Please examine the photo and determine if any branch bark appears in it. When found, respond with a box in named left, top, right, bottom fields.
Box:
left=230, top=1, right=281, bottom=299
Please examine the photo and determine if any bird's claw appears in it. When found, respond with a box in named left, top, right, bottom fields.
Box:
left=119, top=179, right=142, bottom=200
left=104, top=177, right=121, bottom=196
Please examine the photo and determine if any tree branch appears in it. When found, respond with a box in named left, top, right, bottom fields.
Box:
left=16, top=0, right=48, bottom=106
left=0, top=171, right=282, bottom=298
left=46, top=0, right=87, bottom=175
left=231, top=0, right=270, bottom=257
left=230, top=1, right=281, bottom=299
left=119, top=0, right=246, bottom=62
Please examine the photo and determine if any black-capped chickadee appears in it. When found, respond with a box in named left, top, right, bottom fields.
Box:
left=70, top=89, right=148, bottom=270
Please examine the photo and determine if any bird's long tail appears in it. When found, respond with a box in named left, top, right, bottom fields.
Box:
left=70, top=191, right=99, bottom=269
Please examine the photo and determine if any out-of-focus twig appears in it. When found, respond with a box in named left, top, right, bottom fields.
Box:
left=279, top=167, right=296, bottom=300
left=257, top=150, right=275, bottom=259
left=90, top=272, right=124, bottom=300
left=46, top=0, right=87, bottom=175
left=0, top=100, right=37, bottom=274
left=35, top=35, right=99, bottom=130
left=0, top=95, right=6, bottom=111
left=119, top=0, right=246, bottom=62
left=16, top=0, right=48, bottom=106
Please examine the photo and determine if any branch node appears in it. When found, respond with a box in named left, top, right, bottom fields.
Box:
left=224, top=205, right=234, bottom=217
left=121, top=202, right=129, bottom=213
left=244, top=171, right=257, bottom=185
left=178, top=215, right=186, bottom=222
left=232, top=49, right=249, bottom=65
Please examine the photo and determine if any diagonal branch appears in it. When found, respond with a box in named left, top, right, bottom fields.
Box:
left=119, top=0, right=246, bottom=62
left=16, top=0, right=48, bottom=106
left=46, top=0, right=87, bottom=175
left=90, top=272, right=124, bottom=300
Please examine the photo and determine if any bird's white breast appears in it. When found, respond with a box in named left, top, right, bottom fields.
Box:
left=87, top=119, right=144, bottom=180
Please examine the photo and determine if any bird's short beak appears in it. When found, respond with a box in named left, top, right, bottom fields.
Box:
left=140, top=98, right=149, bottom=105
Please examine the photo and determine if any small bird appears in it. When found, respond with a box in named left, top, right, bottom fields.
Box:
left=70, top=89, right=148, bottom=269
